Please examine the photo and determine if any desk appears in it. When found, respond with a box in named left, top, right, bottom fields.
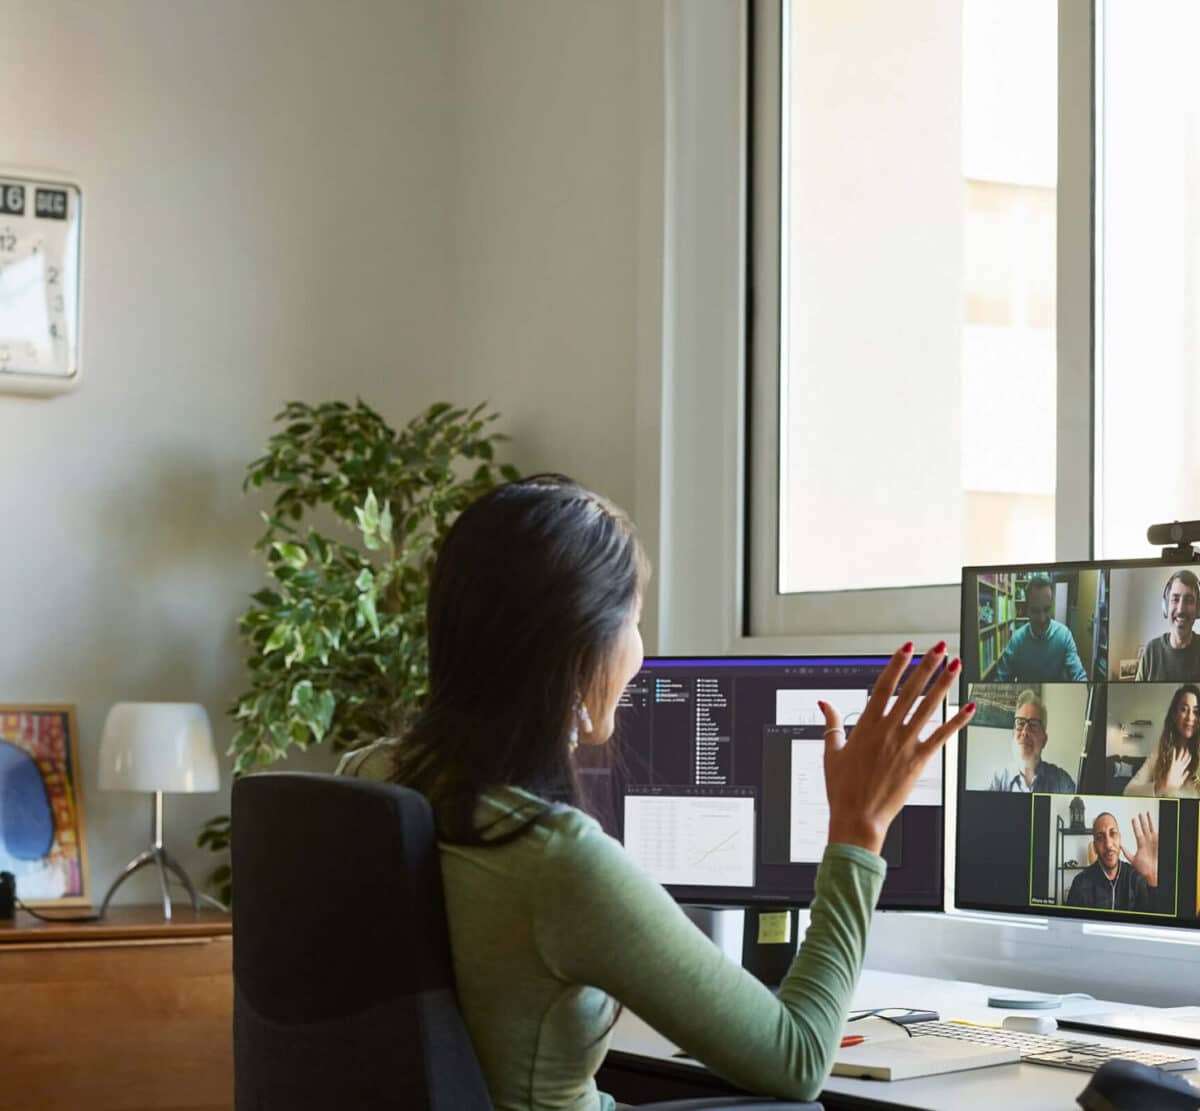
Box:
left=605, top=968, right=1200, bottom=1109
left=0, top=906, right=233, bottom=1111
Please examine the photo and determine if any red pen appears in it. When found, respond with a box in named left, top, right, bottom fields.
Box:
left=840, top=1035, right=865, bottom=1048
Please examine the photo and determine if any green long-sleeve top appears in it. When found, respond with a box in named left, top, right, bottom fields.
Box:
left=340, top=740, right=885, bottom=1110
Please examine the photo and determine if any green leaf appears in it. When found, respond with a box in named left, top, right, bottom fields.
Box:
left=306, top=533, right=330, bottom=565
left=313, top=689, right=336, bottom=736
left=355, top=491, right=384, bottom=551
left=289, top=679, right=316, bottom=712
left=357, top=593, right=381, bottom=637
left=264, top=624, right=291, bottom=654
left=355, top=489, right=380, bottom=532
left=273, top=541, right=308, bottom=568
left=284, top=629, right=308, bottom=667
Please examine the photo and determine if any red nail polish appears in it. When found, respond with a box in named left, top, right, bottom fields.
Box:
left=817, top=700, right=828, bottom=712
left=965, top=702, right=977, bottom=713
left=901, top=641, right=913, bottom=653
left=947, top=657, right=961, bottom=674
left=932, top=640, right=946, bottom=654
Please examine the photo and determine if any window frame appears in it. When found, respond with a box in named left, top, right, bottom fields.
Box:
left=745, top=0, right=1097, bottom=647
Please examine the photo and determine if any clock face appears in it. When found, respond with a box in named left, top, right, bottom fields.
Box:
left=0, top=174, right=81, bottom=387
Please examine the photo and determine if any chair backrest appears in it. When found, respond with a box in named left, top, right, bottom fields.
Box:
left=231, top=771, right=493, bottom=1111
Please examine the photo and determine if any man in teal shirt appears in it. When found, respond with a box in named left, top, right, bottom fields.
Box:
left=994, top=576, right=1088, bottom=683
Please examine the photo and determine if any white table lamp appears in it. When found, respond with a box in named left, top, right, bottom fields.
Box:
left=97, top=702, right=219, bottom=920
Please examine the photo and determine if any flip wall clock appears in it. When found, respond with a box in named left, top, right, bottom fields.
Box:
left=0, top=169, right=82, bottom=395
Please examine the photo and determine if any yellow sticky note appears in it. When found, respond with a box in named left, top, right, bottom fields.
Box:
left=757, top=911, right=791, bottom=944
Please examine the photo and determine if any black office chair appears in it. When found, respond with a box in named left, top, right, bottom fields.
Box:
left=231, top=772, right=819, bottom=1110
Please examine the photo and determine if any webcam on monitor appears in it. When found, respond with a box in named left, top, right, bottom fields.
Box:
left=1147, top=520, right=1200, bottom=561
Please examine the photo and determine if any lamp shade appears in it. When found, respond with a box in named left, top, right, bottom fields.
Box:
left=98, top=702, right=220, bottom=793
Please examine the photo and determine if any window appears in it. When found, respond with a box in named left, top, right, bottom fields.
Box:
left=751, top=1, right=1182, bottom=638
left=1095, top=0, right=1200, bottom=558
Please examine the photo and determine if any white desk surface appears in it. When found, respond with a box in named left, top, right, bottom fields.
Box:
left=609, top=968, right=1200, bottom=1109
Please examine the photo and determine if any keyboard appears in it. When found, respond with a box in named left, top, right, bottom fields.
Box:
left=910, top=1021, right=1198, bottom=1073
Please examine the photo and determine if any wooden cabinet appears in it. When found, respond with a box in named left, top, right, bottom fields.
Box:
left=0, top=907, right=233, bottom=1111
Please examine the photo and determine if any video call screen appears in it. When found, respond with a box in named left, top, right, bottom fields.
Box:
left=958, top=559, right=1200, bottom=929
left=579, top=656, right=946, bottom=909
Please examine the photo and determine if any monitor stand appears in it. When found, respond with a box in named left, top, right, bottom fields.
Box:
left=683, top=905, right=800, bottom=988
left=1058, top=1009, right=1200, bottom=1049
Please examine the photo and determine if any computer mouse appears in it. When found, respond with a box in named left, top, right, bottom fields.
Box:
left=1002, top=1014, right=1057, bottom=1034
left=1076, top=1059, right=1200, bottom=1110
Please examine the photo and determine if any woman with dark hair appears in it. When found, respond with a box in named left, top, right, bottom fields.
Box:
left=340, top=475, right=973, bottom=1109
left=1125, top=683, right=1200, bottom=798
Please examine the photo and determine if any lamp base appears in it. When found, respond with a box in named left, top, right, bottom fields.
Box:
left=98, top=844, right=200, bottom=921
left=98, top=791, right=201, bottom=921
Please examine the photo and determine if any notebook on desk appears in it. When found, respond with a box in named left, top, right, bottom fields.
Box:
left=832, top=1017, right=1019, bottom=1081
left=832, top=1037, right=1018, bottom=1081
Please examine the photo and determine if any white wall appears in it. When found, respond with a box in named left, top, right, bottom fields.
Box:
left=1, top=0, right=455, bottom=904
left=444, top=0, right=641, bottom=516
left=1107, top=683, right=1179, bottom=762
left=4, top=0, right=650, bottom=907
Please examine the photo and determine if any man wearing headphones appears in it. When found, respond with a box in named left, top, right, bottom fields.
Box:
left=1137, top=569, right=1200, bottom=682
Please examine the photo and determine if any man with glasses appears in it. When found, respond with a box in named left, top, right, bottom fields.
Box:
left=987, top=689, right=1076, bottom=793
left=993, top=575, right=1088, bottom=683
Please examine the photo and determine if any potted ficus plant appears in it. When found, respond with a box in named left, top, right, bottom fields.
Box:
left=197, top=399, right=518, bottom=902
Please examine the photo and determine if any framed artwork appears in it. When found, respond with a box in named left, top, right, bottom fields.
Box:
left=969, top=683, right=1038, bottom=728
left=0, top=704, right=90, bottom=906
left=1118, top=658, right=1140, bottom=680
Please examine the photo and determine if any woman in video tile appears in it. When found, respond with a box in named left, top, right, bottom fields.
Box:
left=1124, top=683, right=1200, bottom=798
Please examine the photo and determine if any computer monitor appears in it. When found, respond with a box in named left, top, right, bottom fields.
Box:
left=957, top=558, right=1200, bottom=929
left=577, top=655, right=946, bottom=908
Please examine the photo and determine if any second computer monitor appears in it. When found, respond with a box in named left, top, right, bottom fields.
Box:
left=958, top=558, right=1200, bottom=930
left=584, top=655, right=945, bottom=909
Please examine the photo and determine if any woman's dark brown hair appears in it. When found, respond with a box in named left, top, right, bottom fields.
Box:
left=390, top=474, right=647, bottom=842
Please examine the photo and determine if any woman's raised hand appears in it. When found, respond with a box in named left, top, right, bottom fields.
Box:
left=1162, top=748, right=1192, bottom=794
left=819, top=642, right=975, bottom=855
